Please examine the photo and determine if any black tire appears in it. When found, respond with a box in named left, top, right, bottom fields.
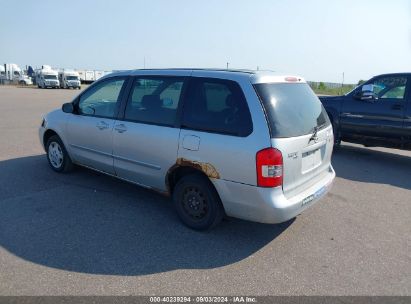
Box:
left=46, top=135, right=73, bottom=173
left=173, top=174, right=224, bottom=230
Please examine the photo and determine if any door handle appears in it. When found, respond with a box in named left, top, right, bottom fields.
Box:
left=391, top=104, right=403, bottom=110
left=96, top=121, right=109, bottom=130
left=114, top=124, right=127, bottom=133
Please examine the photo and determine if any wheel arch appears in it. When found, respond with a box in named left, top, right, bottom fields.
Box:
left=166, top=165, right=208, bottom=194
left=43, top=129, right=70, bottom=153
left=166, top=161, right=221, bottom=196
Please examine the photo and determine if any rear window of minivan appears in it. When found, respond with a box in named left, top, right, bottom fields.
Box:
left=254, top=83, right=330, bottom=138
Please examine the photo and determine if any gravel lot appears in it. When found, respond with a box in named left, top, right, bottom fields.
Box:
left=0, top=86, right=410, bottom=296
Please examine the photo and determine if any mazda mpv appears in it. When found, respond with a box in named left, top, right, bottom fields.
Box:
left=39, top=69, right=335, bottom=230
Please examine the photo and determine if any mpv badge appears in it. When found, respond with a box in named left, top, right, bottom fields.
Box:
left=288, top=152, right=298, bottom=159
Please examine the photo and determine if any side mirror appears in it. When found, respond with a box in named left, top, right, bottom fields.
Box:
left=360, top=91, right=377, bottom=101
left=62, top=103, right=74, bottom=113
left=354, top=84, right=378, bottom=101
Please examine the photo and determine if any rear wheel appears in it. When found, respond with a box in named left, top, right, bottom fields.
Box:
left=173, top=174, right=224, bottom=230
left=46, top=135, right=73, bottom=173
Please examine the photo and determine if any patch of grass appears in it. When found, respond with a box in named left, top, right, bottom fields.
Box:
left=311, top=84, right=355, bottom=96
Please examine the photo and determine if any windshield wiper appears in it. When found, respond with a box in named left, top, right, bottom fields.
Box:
left=309, top=123, right=325, bottom=142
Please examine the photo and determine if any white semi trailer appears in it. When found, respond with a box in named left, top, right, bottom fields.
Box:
left=76, top=69, right=111, bottom=84
left=58, top=70, right=81, bottom=89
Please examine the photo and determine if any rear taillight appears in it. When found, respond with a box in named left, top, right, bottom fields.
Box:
left=256, top=148, right=283, bottom=187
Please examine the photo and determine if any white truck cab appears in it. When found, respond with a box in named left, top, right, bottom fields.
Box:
left=3, top=63, right=23, bottom=83
left=0, top=65, right=5, bottom=83
left=36, top=65, right=60, bottom=89
left=59, top=70, right=81, bottom=89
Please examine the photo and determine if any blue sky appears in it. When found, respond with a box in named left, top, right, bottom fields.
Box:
left=1, top=0, right=410, bottom=83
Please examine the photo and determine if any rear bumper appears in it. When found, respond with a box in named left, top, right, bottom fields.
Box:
left=212, top=165, right=335, bottom=224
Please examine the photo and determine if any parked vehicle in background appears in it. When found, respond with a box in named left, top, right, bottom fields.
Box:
left=0, top=65, right=5, bottom=84
left=77, top=69, right=111, bottom=84
left=77, top=70, right=95, bottom=84
left=36, top=65, right=60, bottom=89
left=18, top=75, right=33, bottom=85
left=39, top=69, right=335, bottom=230
left=59, top=70, right=81, bottom=89
left=320, top=73, right=411, bottom=150
left=3, top=63, right=23, bottom=83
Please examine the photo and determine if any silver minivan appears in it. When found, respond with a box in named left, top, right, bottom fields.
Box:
left=39, top=69, right=335, bottom=230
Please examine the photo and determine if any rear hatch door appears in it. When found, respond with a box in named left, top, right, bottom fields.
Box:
left=254, top=81, right=334, bottom=197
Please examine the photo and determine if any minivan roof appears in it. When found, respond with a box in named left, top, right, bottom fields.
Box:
left=106, top=68, right=306, bottom=84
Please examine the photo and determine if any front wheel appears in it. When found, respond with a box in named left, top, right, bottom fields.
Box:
left=46, top=135, right=73, bottom=173
left=173, top=174, right=224, bottom=230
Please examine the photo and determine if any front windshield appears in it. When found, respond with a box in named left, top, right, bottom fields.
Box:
left=44, top=75, right=57, bottom=80
left=66, top=76, right=79, bottom=80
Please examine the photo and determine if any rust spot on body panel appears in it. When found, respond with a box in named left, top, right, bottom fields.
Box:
left=175, top=158, right=220, bottom=179
left=165, top=158, right=221, bottom=194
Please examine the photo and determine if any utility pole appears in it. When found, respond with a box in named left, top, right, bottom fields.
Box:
left=341, top=72, right=345, bottom=95
left=226, top=62, right=229, bottom=70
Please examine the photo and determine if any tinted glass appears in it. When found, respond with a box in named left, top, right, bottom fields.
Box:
left=254, top=83, right=330, bottom=138
left=66, top=76, right=78, bottom=80
left=182, top=78, right=252, bottom=136
left=124, top=77, right=184, bottom=126
left=78, top=78, right=125, bottom=118
left=370, top=76, right=407, bottom=100
left=44, top=75, right=57, bottom=80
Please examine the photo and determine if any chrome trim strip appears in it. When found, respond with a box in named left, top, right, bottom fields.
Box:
left=341, top=113, right=364, bottom=118
left=341, top=113, right=404, bottom=122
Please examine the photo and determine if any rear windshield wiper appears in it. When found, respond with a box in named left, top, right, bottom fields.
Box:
left=309, top=123, right=326, bottom=142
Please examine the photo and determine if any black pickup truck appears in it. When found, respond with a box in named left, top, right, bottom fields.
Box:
left=319, top=73, right=411, bottom=150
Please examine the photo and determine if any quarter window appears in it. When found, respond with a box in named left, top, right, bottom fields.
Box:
left=182, top=78, right=253, bottom=136
left=78, top=78, right=125, bottom=118
left=124, top=77, right=185, bottom=126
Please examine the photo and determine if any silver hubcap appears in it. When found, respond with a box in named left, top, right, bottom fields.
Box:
left=48, top=141, right=64, bottom=169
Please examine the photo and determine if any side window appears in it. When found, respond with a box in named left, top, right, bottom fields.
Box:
left=368, top=76, right=408, bottom=100
left=124, top=77, right=185, bottom=126
left=182, top=78, right=253, bottom=136
left=78, top=78, right=125, bottom=118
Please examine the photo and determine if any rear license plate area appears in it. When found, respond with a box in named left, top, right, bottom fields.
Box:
left=302, top=148, right=322, bottom=173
